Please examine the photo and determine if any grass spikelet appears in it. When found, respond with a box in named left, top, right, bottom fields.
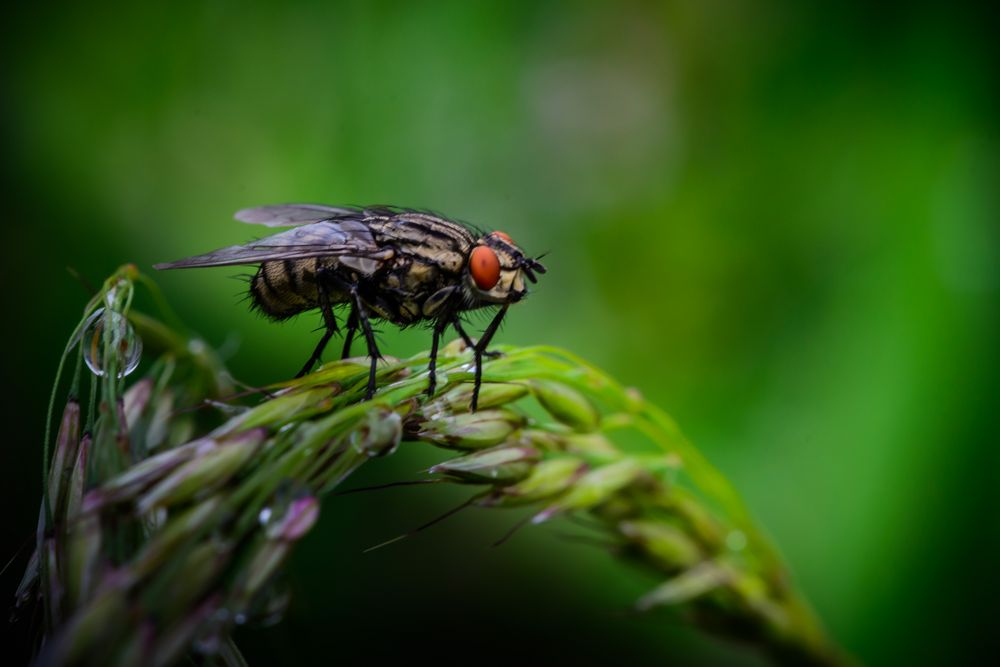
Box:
left=14, top=267, right=851, bottom=666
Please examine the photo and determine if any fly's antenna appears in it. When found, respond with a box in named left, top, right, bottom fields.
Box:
left=519, top=255, right=547, bottom=283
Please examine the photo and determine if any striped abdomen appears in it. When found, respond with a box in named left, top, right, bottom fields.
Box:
left=251, top=258, right=332, bottom=320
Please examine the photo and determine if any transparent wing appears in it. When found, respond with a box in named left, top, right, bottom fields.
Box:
left=155, top=220, right=385, bottom=269
left=234, top=204, right=364, bottom=227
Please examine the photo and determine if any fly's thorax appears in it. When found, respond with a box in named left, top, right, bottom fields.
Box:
left=369, top=213, right=474, bottom=275
left=369, top=255, right=447, bottom=324
left=394, top=255, right=441, bottom=292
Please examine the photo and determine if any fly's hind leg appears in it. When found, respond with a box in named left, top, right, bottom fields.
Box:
left=295, top=276, right=340, bottom=378
left=314, top=270, right=380, bottom=400
left=347, top=286, right=381, bottom=400
left=341, top=307, right=358, bottom=359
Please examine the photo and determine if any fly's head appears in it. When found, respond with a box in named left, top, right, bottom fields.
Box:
left=463, top=231, right=546, bottom=306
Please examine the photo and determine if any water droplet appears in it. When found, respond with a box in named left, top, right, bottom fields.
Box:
left=80, top=308, right=142, bottom=378
left=725, top=530, right=747, bottom=552
left=258, top=507, right=273, bottom=526
left=234, top=613, right=247, bottom=626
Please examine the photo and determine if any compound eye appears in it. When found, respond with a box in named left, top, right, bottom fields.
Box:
left=492, top=231, right=514, bottom=244
left=469, top=245, right=501, bottom=290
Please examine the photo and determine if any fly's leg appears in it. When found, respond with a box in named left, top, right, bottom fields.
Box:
left=453, top=318, right=502, bottom=359
left=341, top=307, right=358, bottom=359
left=452, top=318, right=478, bottom=349
left=471, top=305, right=509, bottom=412
left=426, top=319, right=448, bottom=397
left=295, top=277, right=339, bottom=378
left=348, top=286, right=381, bottom=400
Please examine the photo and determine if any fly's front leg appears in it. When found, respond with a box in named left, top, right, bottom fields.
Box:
left=453, top=318, right=502, bottom=359
left=470, top=305, right=509, bottom=412
left=295, top=273, right=340, bottom=378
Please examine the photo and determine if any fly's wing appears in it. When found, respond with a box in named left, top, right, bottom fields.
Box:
left=234, top=204, right=363, bottom=227
left=154, top=220, right=386, bottom=269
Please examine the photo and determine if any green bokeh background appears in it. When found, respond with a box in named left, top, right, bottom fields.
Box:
left=2, top=2, right=997, bottom=665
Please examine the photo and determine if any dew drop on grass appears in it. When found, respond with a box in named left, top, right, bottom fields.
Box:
left=258, top=507, right=273, bottom=526
left=80, top=308, right=142, bottom=378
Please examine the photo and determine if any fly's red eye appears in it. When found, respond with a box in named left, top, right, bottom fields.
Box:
left=492, top=231, right=514, bottom=244
left=469, top=245, right=501, bottom=290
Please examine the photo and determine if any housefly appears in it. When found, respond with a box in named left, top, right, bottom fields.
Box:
left=155, top=205, right=546, bottom=410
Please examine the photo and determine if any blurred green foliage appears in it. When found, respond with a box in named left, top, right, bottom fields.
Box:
left=2, top=1, right=996, bottom=665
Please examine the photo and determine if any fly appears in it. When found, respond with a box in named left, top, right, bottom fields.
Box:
left=155, top=204, right=546, bottom=410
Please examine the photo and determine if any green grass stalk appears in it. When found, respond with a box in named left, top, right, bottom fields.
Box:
left=15, top=267, right=850, bottom=666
